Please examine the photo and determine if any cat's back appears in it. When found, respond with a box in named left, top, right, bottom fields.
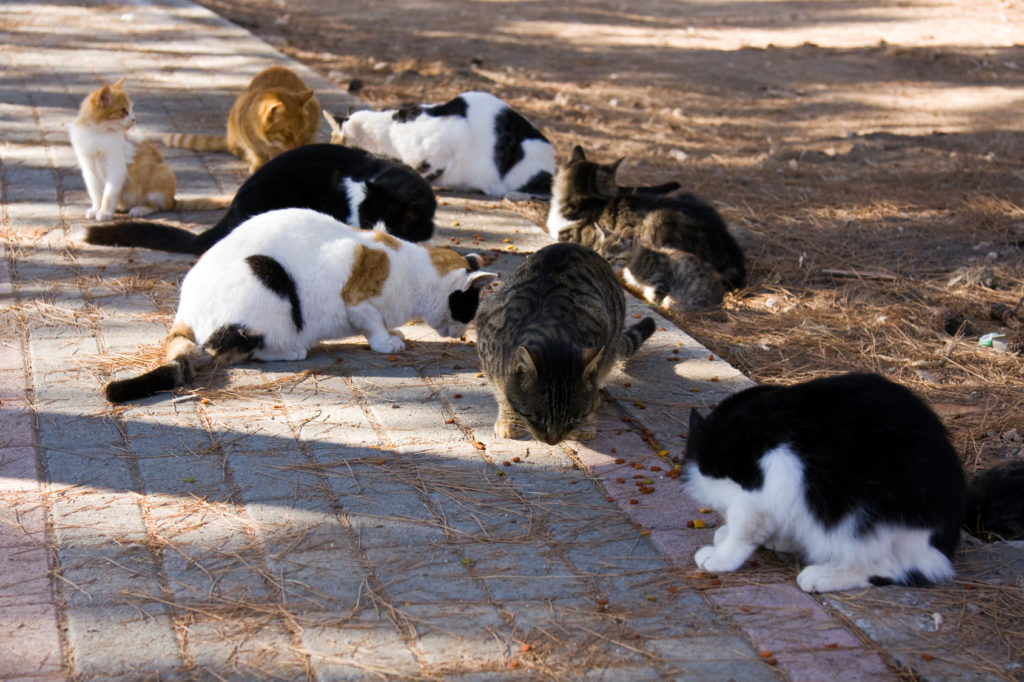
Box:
left=478, top=243, right=623, bottom=344
left=244, top=65, right=309, bottom=92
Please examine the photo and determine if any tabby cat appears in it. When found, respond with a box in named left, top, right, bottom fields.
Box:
left=548, top=146, right=746, bottom=312
left=965, top=460, right=1024, bottom=541
left=475, top=242, right=656, bottom=445
left=163, top=65, right=320, bottom=173
left=326, top=91, right=555, bottom=197
left=104, top=208, right=496, bottom=403
left=81, top=144, right=436, bottom=254
left=684, top=373, right=968, bottom=592
left=69, top=78, right=230, bottom=220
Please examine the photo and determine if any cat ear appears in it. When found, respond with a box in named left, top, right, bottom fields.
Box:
left=581, top=346, right=605, bottom=378
left=322, top=109, right=345, bottom=143
left=608, top=157, right=625, bottom=175
left=94, top=84, right=114, bottom=108
left=688, top=408, right=705, bottom=435
left=297, top=88, right=315, bottom=105
left=259, top=97, right=285, bottom=123
left=463, top=270, right=498, bottom=291
left=112, top=76, right=126, bottom=90
left=514, top=346, right=537, bottom=375
left=463, top=253, right=484, bottom=272
left=570, top=145, right=587, bottom=162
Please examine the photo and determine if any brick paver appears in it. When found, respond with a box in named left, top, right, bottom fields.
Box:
left=1, top=0, right=1020, bottom=679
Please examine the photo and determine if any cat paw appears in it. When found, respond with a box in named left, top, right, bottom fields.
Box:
left=694, top=544, right=747, bottom=573
left=369, top=334, right=405, bottom=353
left=95, top=209, right=114, bottom=221
left=494, top=416, right=520, bottom=439
left=128, top=205, right=156, bottom=217
left=796, top=565, right=870, bottom=593
left=85, top=207, right=98, bottom=219
left=568, top=426, right=596, bottom=441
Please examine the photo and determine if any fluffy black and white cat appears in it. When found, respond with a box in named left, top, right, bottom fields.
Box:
left=326, top=91, right=556, bottom=198
left=104, top=208, right=496, bottom=403
left=81, top=144, right=436, bottom=254
left=548, top=146, right=746, bottom=312
left=683, top=373, right=968, bottom=592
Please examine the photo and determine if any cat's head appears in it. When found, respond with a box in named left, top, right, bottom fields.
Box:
left=554, top=145, right=623, bottom=202
left=258, top=88, right=319, bottom=148
left=425, top=249, right=498, bottom=338
left=336, top=110, right=392, bottom=153
left=78, top=77, right=135, bottom=130
left=502, top=341, right=607, bottom=445
left=366, top=166, right=436, bottom=242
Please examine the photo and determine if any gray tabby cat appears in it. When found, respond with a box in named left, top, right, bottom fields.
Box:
left=475, top=242, right=656, bottom=445
left=547, top=146, right=746, bottom=312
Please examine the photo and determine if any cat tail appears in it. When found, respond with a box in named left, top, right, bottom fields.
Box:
left=104, top=323, right=206, bottom=403
left=323, top=109, right=347, bottom=144
left=162, top=132, right=230, bottom=152
left=173, top=194, right=234, bottom=211
left=618, top=316, right=657, bottom=358
left=81, top=220, right=207, bottom=254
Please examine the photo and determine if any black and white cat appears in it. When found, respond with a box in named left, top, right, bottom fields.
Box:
left=81, top=144, right=436, bottom=254
left=683, top=373, right=967, bottom=592
left=548, top=146, right=746, bottom=312
left=104, top=208, right=496, bottom=403
left=326, top=91, right=556, bottom=198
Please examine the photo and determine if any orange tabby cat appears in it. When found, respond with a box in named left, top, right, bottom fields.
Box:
left=69, top=78, right=230, bottom=220
left=163, top=65, right=320, bottom=172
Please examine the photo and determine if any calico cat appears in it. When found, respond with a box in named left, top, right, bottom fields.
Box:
left=69, top=78, right=231, bottom=221
left=81, top=144, right=436, bottom=254
left=548, top=146, right=746, bottom=312
left=163, top=65, right=320, bottom=173
left=326, top=91, right=555, bottom=197
left=104, top=208, right=496, bottom=403
left=475, top=242, right=656, bottom=445
left=683, top=373, right=968, bottom=593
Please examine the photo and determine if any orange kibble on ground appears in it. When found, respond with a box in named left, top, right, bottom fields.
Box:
left=614, top=458, right=626, bottom=464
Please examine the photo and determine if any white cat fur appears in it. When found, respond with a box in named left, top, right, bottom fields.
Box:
left=178, top=207, right=495, bottom=359
left=338, top=91, right=555, bottom=197
left=685, top=444, right=955, bottom=592
left=69, top=101, right=143, bottom=221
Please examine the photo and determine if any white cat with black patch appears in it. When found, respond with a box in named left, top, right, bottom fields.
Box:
left=326, top=91, right=556, bottom=198
left=683, top=373, right=968, bottom=593
left=103, top=208, right=496, bottom=403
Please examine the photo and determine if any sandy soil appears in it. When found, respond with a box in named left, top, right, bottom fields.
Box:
left=195, top=0, right=1024, bottom=473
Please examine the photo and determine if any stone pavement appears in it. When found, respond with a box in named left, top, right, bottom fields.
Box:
left=0, top=0, right=1021, bottom=679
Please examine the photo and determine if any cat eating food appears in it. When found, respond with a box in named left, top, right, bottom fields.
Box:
left=81, top=144, right=436, bottom=254
left=104, top=208, right=495, bottom=403
left=475, top=242, right=656, bottom=445
left=325, top=91, right=555, bottom=198
left=69, top=78, right=231, bottom=221
left=683, top=373, right=968, bottom=592
left=163, top=65, right=320, bottom=173
left=548, top=146, right=746, bottom=312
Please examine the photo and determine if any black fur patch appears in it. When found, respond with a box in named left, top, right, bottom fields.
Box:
left=203, top=323, right=264, bottom=358
left=393, top=95, right=468, bottom=123
left=516, top=171, right=553, bottom=196
left=245, top=255, right=303, bottom=331
left=493, top=107, right=547, bottom=178
left=448, top=288, right=482, bottom=324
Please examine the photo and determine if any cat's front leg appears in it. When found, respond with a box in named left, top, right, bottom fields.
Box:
left=693, top=507, right=769, bottom=573
left=97, top=179, right=124, bottom=221
left=348, top=305, right=405, bottom=353
left=493, top=399, right=522, bottom=439
left=568, top=412, right=597, bottom=441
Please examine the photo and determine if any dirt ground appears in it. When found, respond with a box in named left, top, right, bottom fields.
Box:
left=194, top=0, right=1024, bottom=476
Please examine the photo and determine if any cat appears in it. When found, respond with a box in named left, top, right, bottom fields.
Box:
left=69, top=78, right=231, bottom=221
left=683, top=373, right=968, bottom=593
left=104, top=208, right=496, bottom=403
left=325, top=91, right=556, bottom=197
left=547, top=145, right=746, bottom=312
left=80, top=144, right=436, bottom=254
left=475, top=242, right=656, bottom=445
left=163, top=65, right=320, bottom=173
left=965, top=460, right=1024, bottom=541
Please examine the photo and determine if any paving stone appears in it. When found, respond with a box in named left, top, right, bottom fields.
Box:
left=186, top=617, right=309, bottom=679
left=0, top=602, right=64, bottom=678
left=399, top=603, right=511, bottom=666
left=301, top=610, right=420, bottom=679
left=49, top=490, right=149, bottom=548
left=65, top=603, right=182, bottom=677
left=57, top=544, right=164, bottom=608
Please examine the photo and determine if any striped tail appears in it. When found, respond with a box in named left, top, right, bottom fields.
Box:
left=162, top=132, right=229, bottom=152
left=174, top=194, right=234, bottom=211
left=620, top=316, right=656, bottom=358
left=104, top=323, right=204, bottom=403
